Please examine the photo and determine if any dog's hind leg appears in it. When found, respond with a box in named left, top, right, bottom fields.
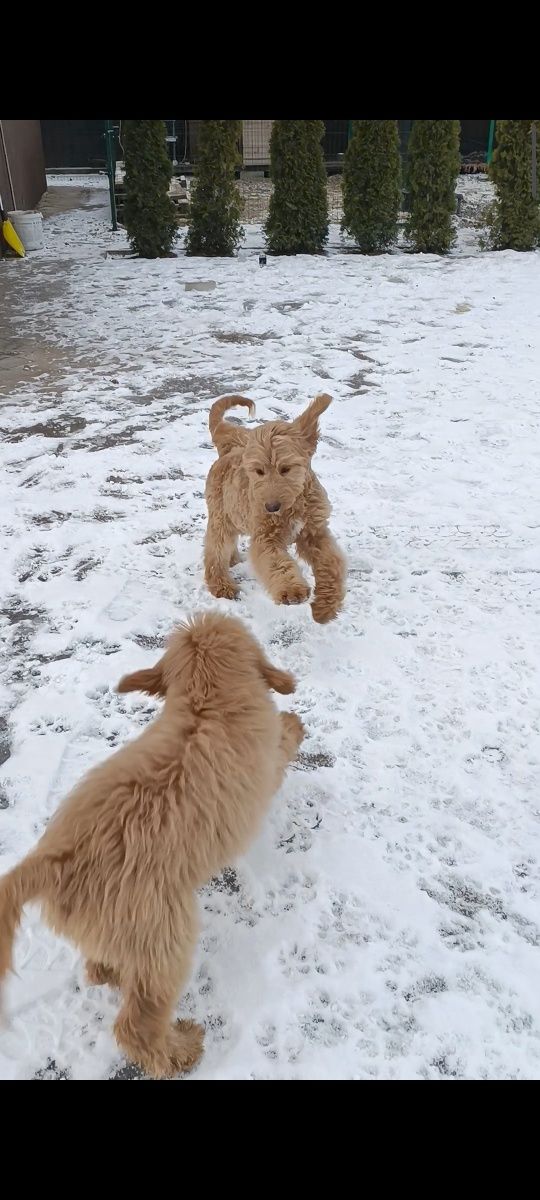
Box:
left=274, top=711, right=305, bottom=789
left=113, top=903, right=204, bottom=1080
left=204, top=516, right=240, bottom=601
left=114, top=969, right=205, bottom=1079
left=85, top=960, right=120, bottom=987
left=114, top=983, right=203, bottom=1080
left=114, top=989, right=172, bottom=1078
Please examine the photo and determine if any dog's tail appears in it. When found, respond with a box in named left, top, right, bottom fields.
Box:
left=0, top=856, right=49, bottom=1004
left=208, top=395, right=256, bottom=457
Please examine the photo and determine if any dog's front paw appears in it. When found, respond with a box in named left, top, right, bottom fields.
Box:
left=277, top=582, right=310, bottom=606
left=85, top=960, right=119, bottom=987
left=311, top=596, right=340, bottom=624
left=209, top=579, right=240, bottom=601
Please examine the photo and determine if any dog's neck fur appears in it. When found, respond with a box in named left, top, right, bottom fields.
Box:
left=256, top=472, right=315, bottom=539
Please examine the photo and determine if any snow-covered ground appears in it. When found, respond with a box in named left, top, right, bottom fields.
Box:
left=1, top=179, right=539, bottom=1080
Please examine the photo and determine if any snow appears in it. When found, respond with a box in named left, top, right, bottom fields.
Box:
left=1, top=178, right=540, bottom=1080
left=44, top=172, right=110, bottom=189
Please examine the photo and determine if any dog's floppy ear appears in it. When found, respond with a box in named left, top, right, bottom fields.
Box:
left=291, top=393, right=332, bottom=456
left=258, top=657, right=296, bottom=695
left=116, top=663, right=165, bottom=696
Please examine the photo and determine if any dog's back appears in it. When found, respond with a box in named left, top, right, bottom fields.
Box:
left=114, top=611, right=289, bottom=880
left=1, top=613, right=290, bottom=987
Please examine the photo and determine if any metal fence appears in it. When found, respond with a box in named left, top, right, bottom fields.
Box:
left=186, top=119, right=350, bottom=174
left=100, top=120, right=494, bottom=231
left=43, top=119, right=493, bottom=176
left=237, top=175, right=344, bottom=225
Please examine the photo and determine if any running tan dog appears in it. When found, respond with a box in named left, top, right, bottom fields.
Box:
left=0, top=612, right=304, bottom=1079
left=204, top=394, right=347, bottom=623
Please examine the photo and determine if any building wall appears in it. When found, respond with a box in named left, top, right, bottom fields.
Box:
left=0, top=120, right=46, bottom=210
left=0, top=131, right=12, bottom=209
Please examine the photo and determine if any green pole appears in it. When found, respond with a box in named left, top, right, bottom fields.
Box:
left=486, top=119, right=495, bottom=166
left=104, top=119, right=118, bottom=232
left=347, top=120, right=353, bottom=144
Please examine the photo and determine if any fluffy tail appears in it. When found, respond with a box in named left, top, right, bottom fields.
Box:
left=208, top=395, right=256, bottom=457
left=0, top=857, right=49, bottom=996
left=209, top=395, right=256, bottom=438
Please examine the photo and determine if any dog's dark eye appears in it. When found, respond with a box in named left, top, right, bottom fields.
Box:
left=280, top=466, right=290, bottom=475
left=255, top=468, right=265, bottom=476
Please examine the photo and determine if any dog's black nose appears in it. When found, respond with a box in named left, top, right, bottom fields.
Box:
left=265, top=501, right=281, bottom=513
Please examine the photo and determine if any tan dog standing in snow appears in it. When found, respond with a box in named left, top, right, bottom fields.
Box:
left=0, top=612, right=304, bottom=1079
left=204, top=394, right=347, bottom=623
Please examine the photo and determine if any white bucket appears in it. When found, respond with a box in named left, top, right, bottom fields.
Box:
left=7, top=210, right=44, bottom=252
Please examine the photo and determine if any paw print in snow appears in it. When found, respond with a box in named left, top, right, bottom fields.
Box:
left=256, top=1022, right=278, bottom=1061
left=278, top=942, right=330, bottom=979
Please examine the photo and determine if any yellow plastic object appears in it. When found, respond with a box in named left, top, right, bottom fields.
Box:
left=2, top=215, right=25, bottom=257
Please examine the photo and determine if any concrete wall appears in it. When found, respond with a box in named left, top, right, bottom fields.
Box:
left=0, top=121, right=46, bottom=210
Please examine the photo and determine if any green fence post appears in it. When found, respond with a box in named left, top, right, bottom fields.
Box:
left=104, top=119, right=118, bottom=232
left=486, top=120, right=495, bottom=166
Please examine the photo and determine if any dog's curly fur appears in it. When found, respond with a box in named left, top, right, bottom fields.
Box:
left=204, top=394, right=347, bottom=623
left=0, top=612, right=304, bottom=1079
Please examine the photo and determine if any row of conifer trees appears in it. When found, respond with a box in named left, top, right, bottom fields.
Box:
left=120, top=120, right=539, bottom=259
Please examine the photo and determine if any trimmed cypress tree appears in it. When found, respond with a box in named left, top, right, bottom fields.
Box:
left=122, top=120, right=177, bottom=258
left=265, top=121, right=328, bottom=255
left=186, top=121, right=243, bottom=256
left=341, top=120, right=401, bottom=253
left=485, top=120, right=540, bottom=251
left=405, top=120, right=461, bottom=254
